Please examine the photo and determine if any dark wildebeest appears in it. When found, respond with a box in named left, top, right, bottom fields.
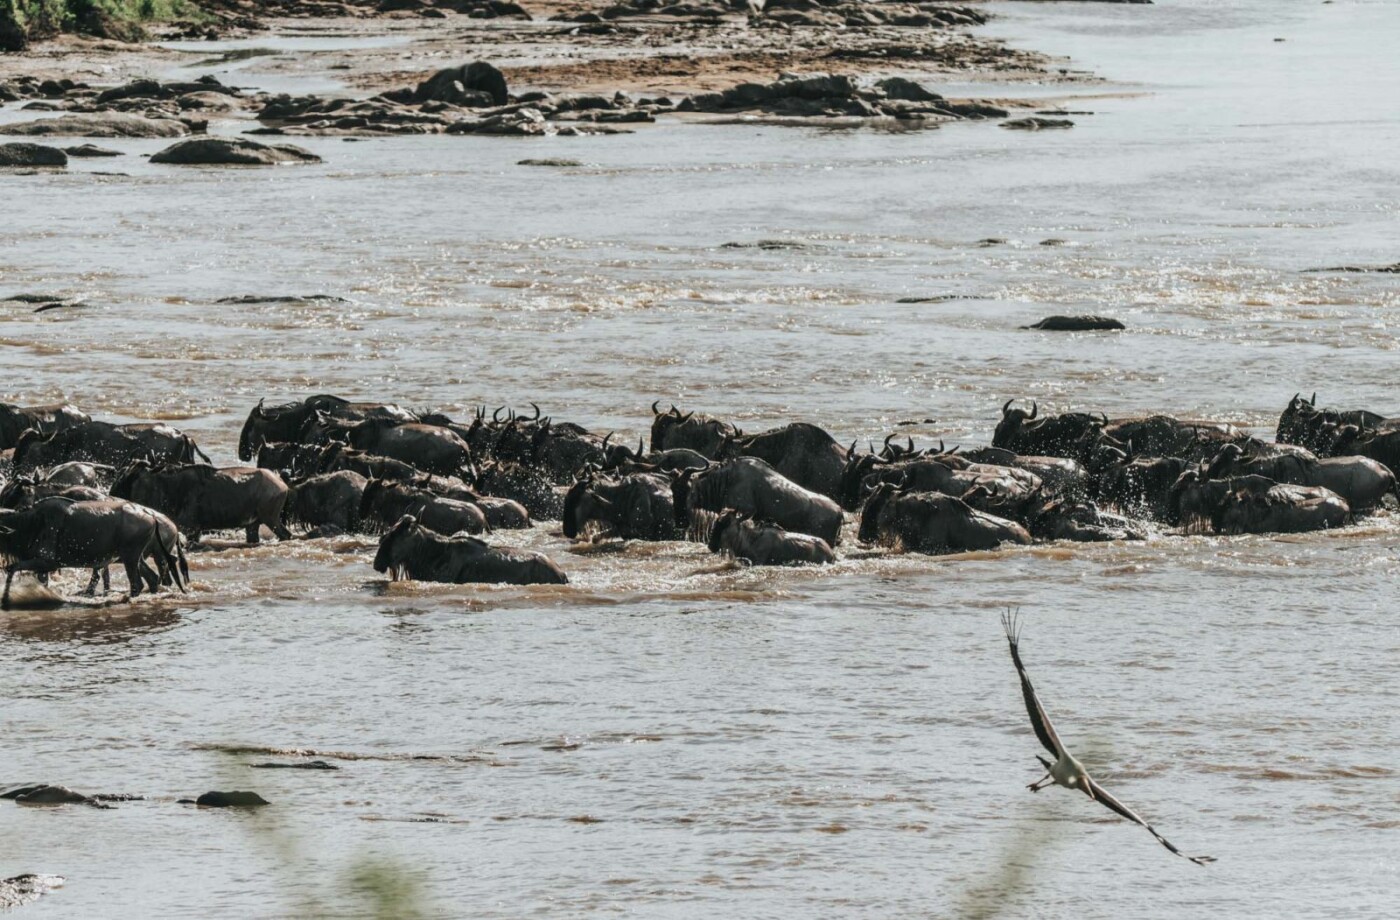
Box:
left=33, top=461, right=115, bottom=490
left=1275, top=393, right=1396, bottom=454
left=960, top=447, right=1089, bottom=499
left=1095, top=455, right=1190, bottom=521
left=649, top=403, right=739, bottom=458
left=283, top=471, right=367, bottom=534
left=562, top=472, right=681, bottom=542
left=0, top=498, right=185, bottom=606
left=1025, top=497, right=1146, bottom=543
left=1169, top=471, right=1349, bottom=534
left=0, top=403, right=91, bottom=451
left=857, top=483, right=1031, bottom=554
left=530, top=419, right=607, bottom=484
left=13, top=421, right=207, bottom=472
left=110, top=461, right=292, bottom=544
left=1205, top=443, right=1394, bottom=513
left=237, top=395, right=416, bottom=461
left=0, top=478, right=106, bottom=509
left=402, top=473, right=530, bottom=529
left=993, top=401, right=1105, bottom=460
left=339, top=417, right=475, bottom=479
left=1333, top=427, right=1400, bottom=477
left=599, top=435, right=710, bottom=475
left=706, top=510, right=835, bottom=566
left=473, top=460, right=563, bottom=521
left=716, top=423, right=849, bottom=500
left=1100, top=415, right=1242, bottom=461
left=895, top=459, right=1042, bottom=522
left=373, top=516, right=567, bottom=586
left=358, top=479, right=488, bottom=536
left=673, top=457, right=843, bottom=547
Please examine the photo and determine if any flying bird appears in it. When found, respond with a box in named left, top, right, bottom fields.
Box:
left=1001, top=610, right=1216, bottom=866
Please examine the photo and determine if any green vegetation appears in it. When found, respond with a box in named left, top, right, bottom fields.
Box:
left=0, top=0, right=201, bottom=51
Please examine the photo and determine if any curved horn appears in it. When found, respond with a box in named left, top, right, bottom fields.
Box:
left=1310, top=392, right=1317, bottom=406
left=1100, top=412, right=1109, bottom=426
left=906, top=436, right=914, bottom=454
left=530, top=402, right=541, bottom=421
left=652, top=400, right=662, bottom=415
left=493, top=407, right=504, bottom=423
left=1028, top=401, right=1038, bottom=421
left=883, top=433, right=896, bottom=452
left=602, top=432, right=613, bottom=451
left=1002, top=399, right=1014, bottom=416
left=680, top=411, right=694, bottom=423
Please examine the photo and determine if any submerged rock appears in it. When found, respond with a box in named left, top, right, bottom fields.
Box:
left=0, top=113, right=191, bottom=138
left=1023, top=315, right=1125, bottom=332
left=63, top=144, right=124, bottom=158
left=0, top=143, right=67, bottom=168
left=151, top=138, right=321, bottom=166
left=1001, top=117, right=1075, bottom=130
left=415, top=61, right=509, bottom=106
left=1303, top=262, right=1400, bottom=274
left=518, top=157, right=585, bottom=167
left=249, top=760, right=340, bottom=770
left=1, top=783, right=110, bottom=807
left=189, top=790, right=271, bottom=807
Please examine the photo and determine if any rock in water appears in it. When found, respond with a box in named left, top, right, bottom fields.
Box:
left=1001, top=117, right=1075, bottom=130
left=0, top=113, right=190, bottom=138
left=1023, top=315, right=1126, bottom=331
left=63, top=144, right=124, bottom=158
left=192, top=790, right=271, bottom=807
left=415, top=62, right=509, bottom=106
left=0, top=143, right=67, bottom=168
left=150, top=138, right=321, bottom=166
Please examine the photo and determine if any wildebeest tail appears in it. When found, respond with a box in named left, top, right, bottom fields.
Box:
left=154, top=523, right=188, bottom=593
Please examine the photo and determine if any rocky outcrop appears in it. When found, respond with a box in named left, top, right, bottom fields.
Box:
left=150, top=137, right=321, bottom=166
left=63, top=144, right=123, bottom=157
left=413, top=61, right=509, bottom=106
left=1002, top=117, right=1074, bottom=130
left=679, top=72, right=1000, bottom=122
left=0, top=143, right=67, bottom=168
left=187, top=790, right=271, bottom=807
left=0, top=112, right=191, bottom=138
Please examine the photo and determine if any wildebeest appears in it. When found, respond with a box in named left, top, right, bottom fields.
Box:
left=33, top=461, right=115, bottom=489
left=896, top=459, right=1042, bottom=522
left=857, top=483, right=1031, bottom=554
left=650, top=403, right=739, bottom=458
left=237, top=395, right=416, bottom=461
left=0, top=478, right=106, bottom=509
left=1169, top=471, right=1349, bottom=534
left=283, top=470, right=367, bottom=534
left=1095, top=455, right=1190, bottom=521
left=716, top=423, right=849, bottom=499
left=674, top=457, right=843, bottom=547
left=0, top=498, right=185, bottom=605
left=599, top=435, right=710, bottom=475
left=1275, top=393, right=1396, bottom=454
left=528, top=419, right=607, bottom=484
left=1025, top=497, right=1145, bottom=543
left=14, top=421, right=208, bottom=471
left=324, top=417, right=475, bottom=479
left=401, top=473, right=530, bottom=529
left=373, top=515, right=567, bottom=585
left=1205, top=443, right=1394, bottom=512
left=1100, top=415, right=1242, bottom=461
left=993, top=401, right=1105, bottom=459
left=961, top=447, right=1089, bottom=499
left=358, top=479, right=488, bottom=536
left=110, top=461, right=292, bottom=544
left=562, top=472, right=681, bottom=542
left=473, top=460, right=563, bottom=520
left=706, top=510, right=835, bottom=565
left=0, top=402, right=91, bottom=451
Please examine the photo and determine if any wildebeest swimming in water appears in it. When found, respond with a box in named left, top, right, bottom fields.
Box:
left=238, top=394, right=416, bottom=461
left=110, top=460, right=293, bottom=545
left=0, top=402, right=90, bottom=451
left=1168, top=471, right=1350, bottom=535
left=858, top=483, right=1031, bottom=554
left=1204, top=442, right=1395, bottom=513
left=13, top=420, right=208, bottom=472
left=358, top=479, right=489, bottom=536
left=299, top=413, right=477, bottom=480
left=673, top=457, right=844, bottom=547
left=715, top=423, right=850, bottom=500
left=706, top=510, right=835, bottom=566
left=0, top=497, right=187, bottom=606
left=650, top=402, right=740, bottom=459
left=562, top=472, right=681, bottom=542
left=283, top=470, right=368, bottom=535
left=373, top=516, right=568, bottom=586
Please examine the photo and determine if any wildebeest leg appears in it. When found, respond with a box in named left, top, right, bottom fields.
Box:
left=2, top=568, right=13, bottom=610
left=272, top=520, right=293, bottom=541
left=124, top=558, right=144, bottom=598
left=138, top=560, right=161, bottom=594
left=81, top=568, right=102, bottom=596
left=103, top=567, right=111, bottom=593
left=246, top=524, right=261, bottom=545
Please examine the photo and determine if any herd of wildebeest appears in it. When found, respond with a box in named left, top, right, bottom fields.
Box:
left=0, top=391, right=1395, bottom=602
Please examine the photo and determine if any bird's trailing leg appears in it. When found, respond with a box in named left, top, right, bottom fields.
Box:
left=1029, top=754, right=1055, bottom=791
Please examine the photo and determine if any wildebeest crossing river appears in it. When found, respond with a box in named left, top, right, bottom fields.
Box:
left=4, top=0, right=1400, bottom=917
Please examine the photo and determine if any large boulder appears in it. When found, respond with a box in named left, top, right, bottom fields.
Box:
left=0, top=113, right=191, bottom=138
left=0, top=143, right=67, bottom=168
left=414, top=62, right=508, bottom=107
left=150, top=137, right=321, bottom=166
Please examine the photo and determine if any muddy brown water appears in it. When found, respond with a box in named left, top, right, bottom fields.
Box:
left=3, top=1, right=1400, bottom=916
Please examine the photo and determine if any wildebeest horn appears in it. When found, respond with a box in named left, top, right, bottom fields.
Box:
left=652, top=400, right=662, bottom=415
left=530, top=402, right=541, bottom=421
left=906, top=436, right=914, bottom=454
left=883, top=433, right=896, bottom=452
left=1100, top=412, right=1109, bottom=426
left=680, top=411, right=694, bottom=423
left=493, top=407, right=505, bottom=423
left=636, top=437, right=644, bottom=458
left=255, top=398, right=267, bottom=418
left=602, top=432, right=613, bottom=450
left=1310, top=392, right=1317, bottom=406
left=938, top=440, right=944, bottom=453
left=1029, top=401, right=1038, bottom=420
left=669, top=403, right=679, bottom=416
left=1002, top=399, right=1014, bottom=416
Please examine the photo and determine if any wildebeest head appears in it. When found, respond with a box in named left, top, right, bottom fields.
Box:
left=670, top=466, right=702, bottom=527
left=838, top=451, right=884, bottom=511
left=561, top=476, right=601, bottom=539
left=239, top=399, right=310, bottom=461
left=706, top=509, right=743, bottom=553
left=857, top=482, right=898, bottom=544
left=11, top=428, right=56, bottom=469
left=373, top=514, right=420, bottom=578
left=993, top=399, right=1038, bottom=450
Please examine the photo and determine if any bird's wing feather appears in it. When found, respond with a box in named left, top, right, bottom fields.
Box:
left=1002, top=611, right=1064, bottom=758
left=1085, top=776, right=1216, bottom=866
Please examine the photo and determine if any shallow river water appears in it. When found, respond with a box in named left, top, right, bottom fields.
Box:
left=2, top=0, right=1399, bottom=916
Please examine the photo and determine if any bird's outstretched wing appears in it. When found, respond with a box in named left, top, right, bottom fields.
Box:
left=1084, top=776, right=1216, bottom=866
left=1001, top=610, right=1064, bottom=758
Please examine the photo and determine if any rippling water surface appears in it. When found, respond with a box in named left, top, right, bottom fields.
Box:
left=3, top=0, right=1399, bottom=916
